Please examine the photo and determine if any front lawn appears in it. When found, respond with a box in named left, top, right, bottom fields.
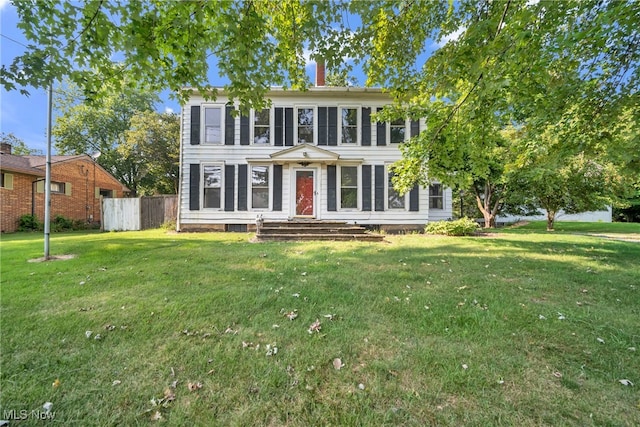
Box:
left=1, top=225, right=638, bottom=425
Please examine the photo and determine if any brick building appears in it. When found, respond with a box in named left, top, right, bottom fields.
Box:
left=1, top=143, right=129, bottom=232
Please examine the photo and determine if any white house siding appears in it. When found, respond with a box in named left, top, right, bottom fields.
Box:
left=177, top=88, right=453, bottom=231
left=497, top=206, right=612, bottom=224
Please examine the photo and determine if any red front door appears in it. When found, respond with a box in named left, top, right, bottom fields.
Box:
left=295, top=170, right=314, bottom=216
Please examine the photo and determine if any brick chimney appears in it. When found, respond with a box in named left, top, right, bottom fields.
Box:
left=315, top=60, right=325, bottom=87
left=0, top=143, right=11, bottom=155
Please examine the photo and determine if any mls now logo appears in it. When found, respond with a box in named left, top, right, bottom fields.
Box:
left=2, top=409, right=56, bottom=421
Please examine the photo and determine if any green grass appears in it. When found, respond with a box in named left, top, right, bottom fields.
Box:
left=1, top=223, right=639, bottom=426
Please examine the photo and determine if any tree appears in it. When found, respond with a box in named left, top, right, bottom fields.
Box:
left=0, top=132, right=42, bottom=155
left=3, top=0, right=638, bottom=213
left=52, top=80, right=159, bottom=196
left=120, top=111, right=180, bottom=195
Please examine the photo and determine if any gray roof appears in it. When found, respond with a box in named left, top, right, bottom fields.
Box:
left=1, top=153, right=87, bottom=176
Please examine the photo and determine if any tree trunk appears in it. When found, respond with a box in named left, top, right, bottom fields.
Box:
left=546, top=210, right=556, bottom=231
left=474, top=182, right=501, bottom=228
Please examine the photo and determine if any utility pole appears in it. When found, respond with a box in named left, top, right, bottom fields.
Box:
left=44, top=81, right=53, bottom=259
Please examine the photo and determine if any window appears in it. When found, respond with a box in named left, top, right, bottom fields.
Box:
left=388, top=173, right=405, bottom=209
left=341, top=107, right=358, bottom=144
left=0, top=173, right=5, bottom=188
left=51, top=182, right=65, bottom=194
left=203, top=165, right=222, bottom=208
left=340, top=166, right=358, bottom=209
left=429, top=184, right=443, bottom=209
left=204, top=106, right=222, bottom=144
left=99, top=189, right=113, bottom=198
left=297, top=107, right=314, bottom=144
left=251, top=166, right=269, bottom=209
left=390, top=118, right=406, bottom=143
left=253, top=108, right=270, bottom=144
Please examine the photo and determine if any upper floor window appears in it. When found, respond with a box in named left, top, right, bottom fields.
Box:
left=204, top=106, right=222, bottom=144
left=297, top=107, right=314, bottom=144
left=340, top=166, right=358, bottom=209
left=388, top=173, right=405, bottom=209
left=203, top=165, right=222, bottom=208
left=251, top=165, right=270, bottom=209
left=390, top=118, right=406, bottom=143
left=341, top=107, right=358, bottom=144
left=429, top=184, right=443, bottom=209
left=253, top=109, right=270, bottom=145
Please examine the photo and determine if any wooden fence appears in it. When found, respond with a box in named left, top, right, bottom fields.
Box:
left=102, top=195, right=177, bottom=231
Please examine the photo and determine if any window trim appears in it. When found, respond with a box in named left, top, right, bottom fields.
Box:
left=50, top=181, right=66, bottom=195
left=201, top=163, right=224, bottom=210
left=249, top=164, right=271, bottom=210
left=338, top=105, right=360, bottom=146
left=295, top=105, right=317, bottom=145
left=338, top=165, right=359, bottom=210
left=388, top=117, right=408, bottom=144
left=251, top=107, right=272, bottom=145
left=429, top=183, right=444, bottom=210
left=201, top=104, right=225, bottom=145
left=387, top=169, right=407, bottom=210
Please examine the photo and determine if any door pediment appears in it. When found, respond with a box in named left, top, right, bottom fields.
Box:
left=269, top=143, right=339, bottom=163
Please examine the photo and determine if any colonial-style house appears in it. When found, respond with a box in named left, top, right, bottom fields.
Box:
left=0, top=143, right=130, bottom=232
left=177, top=74, right=452, bottom=234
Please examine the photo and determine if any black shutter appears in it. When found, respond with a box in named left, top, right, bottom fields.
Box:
left=410, top=119, right=420, bottom=138
left=273, top=165, right=282, bottom=211
left=190, top=106, right=200, bottom=145
left=318, top=107, right=327, bottom=146
left=275, top=108, right=284, bottom=146
left=225, top=106, right=235, bottom=145
left=189, top=164, right=200, bottom=210
left=376, top=108, right=386, bottom=146
left=374, top=165, right=385, bottom=211
left=285, top=108, right=294, bottom=146
left=362, top=165, right=372, bottom=211
left=328, top=107, right=338, bottom=146
left=238, top=164, right=248, bottom=211
left=409, top=184, right=419, bottom=211
left=327, top=165, right=337, bottom=211
left=240, top=113, right=250, bottom=145
left=225, top=165, right=235, bottom=211
left=362, top=107, right=371, bottom=146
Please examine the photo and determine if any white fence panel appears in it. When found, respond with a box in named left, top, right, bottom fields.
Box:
left=102, top=198, right=141, bottom=231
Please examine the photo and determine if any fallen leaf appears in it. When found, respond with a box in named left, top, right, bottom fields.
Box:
left=112, top=380, right=122, bottom=386
left=42, top=402, right=53, bottom=414
left=265, top=343, right=278, bottom=356
left=164, top=388, right=176, bottom=401
left=553, top=371, right=563, bottom=378
left=187, top=382, right=202, bottom=392
left=628, top=347, right=636, bottom=352
left=619, top=379, right=634, bottom=386
left=462, top=364, right=468, bottom=370
left=323, top=314, right=336, bottom=320
left=333, top=358, right=345, bottom=370
left=358, top=383, right=365, bottom=390
left=85, top=330, right=93, bottom=339
left=52, top=379, right=61, bottom=388
left=538, top=315, right=546, bottom=320
left=94, top=334, right=102, bottom=340
left=151, top=411, right=163, bottom=421
left=285, top=310, right=298, bottom=320
left=597, top=337, right=605, bottom=344
left=557, top=312, right=566, bottom=320
left=292, top=293, right=300, bottom=298
left=308, top=319, right=321, bottom=334
left=456, top=285, right=469, bottom=292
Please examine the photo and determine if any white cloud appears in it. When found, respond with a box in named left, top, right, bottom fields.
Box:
left=164, top=107, right=174, bottom=114
left=436, top=26, right=466, bottom=47
left=0, top=0, right=11, bottom=10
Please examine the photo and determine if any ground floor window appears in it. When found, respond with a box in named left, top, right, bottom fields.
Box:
left=251, top=166, right=269, bottom=209
left=340, top=166, right=358, bottom=209
left=388, top=173, right=405, bottom=209
left=203, top=165, right=222, bottom=208
left=429, top=184, right=443, bottom=209
left=51, top=181, right=66, bottom=194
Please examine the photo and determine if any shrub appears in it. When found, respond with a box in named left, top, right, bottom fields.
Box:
left=17, top=214, right=41, bottom=231
left=52, top=214, right=74, bottom=232
left=425, top=217, right=480, bottom=236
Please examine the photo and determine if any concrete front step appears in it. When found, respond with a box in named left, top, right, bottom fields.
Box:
left=256, top=233, right=384, bottom=242
left=255, top=220, right=384, bottom=242
left=258, top=226, right=369, bottom=235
